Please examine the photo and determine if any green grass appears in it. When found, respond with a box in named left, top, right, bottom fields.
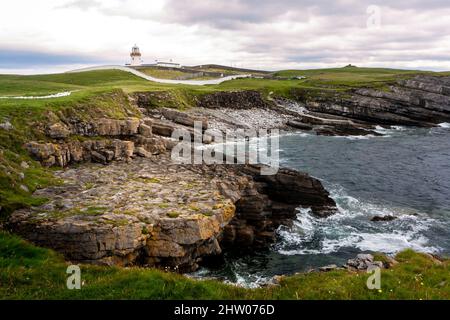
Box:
left=274, top=66, right=450, bottom=89
left=0, top=136, right=59, bottom=220
left=0, top=70, right=185, bottom=100
left=188, top=65, right=270, bottom=76
left=166, top=211, right=180, bottom=218
left=78, top=206, right=109, bottom=216
left=1, top=66, right=448, bottom=100
left=0, top=70, right=148, bottom=97
left=188, top=66, right=239, bottom=76
left=0, top=231, right=448, bottom=300
left=136, top=67, right=191, bottom=80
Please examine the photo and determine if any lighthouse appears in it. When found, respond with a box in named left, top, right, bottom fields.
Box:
left=130, top=45, right=142, bottom=66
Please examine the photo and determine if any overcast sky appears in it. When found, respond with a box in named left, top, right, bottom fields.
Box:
left=1, top=0, right=449, bottom=74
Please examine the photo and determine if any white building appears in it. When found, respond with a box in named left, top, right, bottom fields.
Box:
left=129, top=45, right=142, bottom=66
left=156, top=60, right=181, bottom=68
left=126, top=45, right=181, bottom=68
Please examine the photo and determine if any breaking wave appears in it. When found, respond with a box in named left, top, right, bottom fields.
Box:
left=275, top=185, right=441, bottom=256
left=374, top=125, right=408, bottom=136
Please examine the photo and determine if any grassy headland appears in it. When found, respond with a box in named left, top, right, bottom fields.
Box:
left=0, top=67, right=449, bottom=300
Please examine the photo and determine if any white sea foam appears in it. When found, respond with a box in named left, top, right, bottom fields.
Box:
left=344, top=135, right=371, bottom=140
left=374, top=125, right=408, bottom=136
left=228, top=271, right=271, bottom=289
left=328, top=134, right=388, bottom=140
left=276, top=185, right=440, bottom=256
left=438, top=122, right=450, bottom=128
left=190, top=262, right=271, bottom=289
left=0, top=91, right=72, bottom=100
left=391, top=125, right=407, bottom=131
left=278, top=131, right=313, bottom=139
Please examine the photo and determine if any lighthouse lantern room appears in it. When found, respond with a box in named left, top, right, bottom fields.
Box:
left=130, top=45, right=143, bottom=66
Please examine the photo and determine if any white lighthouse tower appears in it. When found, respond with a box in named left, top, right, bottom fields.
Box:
left=130, top=45, right=142, bottom=66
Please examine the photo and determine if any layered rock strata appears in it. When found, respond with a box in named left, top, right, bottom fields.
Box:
left=295, top=75, right=450, bottom=129
left=161, top=75, right=450, bottom=136
left=8, top=155, right=336, bottom=271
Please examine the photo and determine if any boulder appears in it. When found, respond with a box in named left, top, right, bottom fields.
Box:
left=47, top=123, right=71, bottom=139
left=287, top=120, right=313, bottom=131
left=133, top=135, right=166, bottom=155
left=135, top=146, right=152, bottom=158
left=91, top=151, right=107, bottom=164
left=95, top=118, right=140, bottom=136
left=26, top=142, right=56, bottom=161
left=318, top=264, right=338, bottom=272
left=152, top=121, right=175, bottom=137
left=25, top=139, right=135, bottom=167
left=345, top=253, right=384, bottom=271
left=316, top=125, right=380, bottom=137
left=138, top=123, right=153, bottom=137
left=371, top=215, right=397, bottom=222
left=161, top=108, right=208, bottom=130
left=67, top=118, right=141, bottom=137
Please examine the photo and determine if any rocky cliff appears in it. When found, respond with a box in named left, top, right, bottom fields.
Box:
left=181, top=75, right=450, bottom=136
left=8, top=98, right=336, bottom=272
left=293, top=75, right=450, bottom=133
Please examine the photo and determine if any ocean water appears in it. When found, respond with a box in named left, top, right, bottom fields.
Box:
left=191, top=124, right=450, bottom=287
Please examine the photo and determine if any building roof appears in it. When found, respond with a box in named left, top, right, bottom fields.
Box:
left=156, top=61, right=180, bottom=65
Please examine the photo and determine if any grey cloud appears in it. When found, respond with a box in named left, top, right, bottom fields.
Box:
left=45, top=0, right=450, bottom=70
left=60, top=0, right=450, bottom=25
left=162, top=0, right=450, bottom=28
